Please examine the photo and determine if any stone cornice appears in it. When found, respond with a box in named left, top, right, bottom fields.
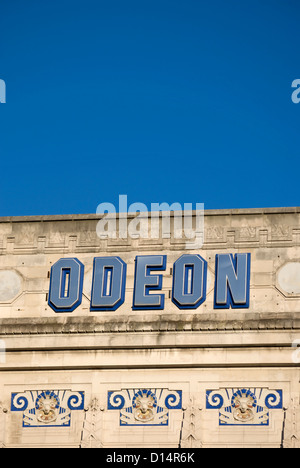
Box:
left=0, top=312, right=299, bottom=336
left=0, top=206, right=299, bottom=223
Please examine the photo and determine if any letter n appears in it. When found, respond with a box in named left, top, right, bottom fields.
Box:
left=214, top=253, right=251, bottom=309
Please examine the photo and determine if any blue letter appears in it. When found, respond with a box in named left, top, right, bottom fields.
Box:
left=172, top=254, right=207, bottom=309
left=214, top=253, right=251, bottom=309
left=48, top=258, right=84, bottom=313
left=90, top=256, right=126, bottom=311
left=132, top=255, right=166, bottom=310
left=0, top=79, right=6, bottom=104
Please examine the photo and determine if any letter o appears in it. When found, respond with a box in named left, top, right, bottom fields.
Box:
left=48, top=258, right=84, bottom=313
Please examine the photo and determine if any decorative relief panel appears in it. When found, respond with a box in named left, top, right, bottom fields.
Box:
left=80, top=398, right=104, bottom=449
left=11, top=390, right=85, bottom=427
left=0, top=270, right=22, bottom=303
left=206, top=388, right=282, bottom=426
left=108, top=388, right=182, bottom=426
left=277, top=262, right=300, bottom=296
left=180, top=396, right=203, bottom=448
left=283, top=394, right=300, bottom=448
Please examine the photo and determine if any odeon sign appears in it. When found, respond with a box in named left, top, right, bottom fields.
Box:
left=48, top=253, right=251, bottom=313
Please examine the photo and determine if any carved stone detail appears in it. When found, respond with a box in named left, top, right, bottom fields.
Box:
left=0, top=402, right=8, bottom=448
left=180, top=397, right=203, bottom=448
left=282, top=394, right=300, bottom=448
left=80, top=398, right=104, bottom=449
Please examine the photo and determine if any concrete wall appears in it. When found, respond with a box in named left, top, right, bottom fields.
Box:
left=0, top=207, right=299, bottom=448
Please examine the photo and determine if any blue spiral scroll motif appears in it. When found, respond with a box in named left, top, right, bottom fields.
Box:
left=108, top=391, right=126, bottom=410
left=165, top=391, right=182, bottom=410
left=206, top=391, right=224, bottom=409
left=67, top=392, right=85, bottom=410
left=11, top=393, right=29, bottom=412
left=265, top=390, right=283, bottom=409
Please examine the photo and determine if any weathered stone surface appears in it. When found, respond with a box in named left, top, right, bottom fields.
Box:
left=0, top=207, right=299, bottom=447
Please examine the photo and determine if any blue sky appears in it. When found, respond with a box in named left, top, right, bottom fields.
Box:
left=0, top=0, right=299, bottom=216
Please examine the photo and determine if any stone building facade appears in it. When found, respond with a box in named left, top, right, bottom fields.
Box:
left=0, top=207, right=299, bottom=448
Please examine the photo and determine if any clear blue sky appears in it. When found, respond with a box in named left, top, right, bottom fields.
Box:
left=0, top=0, right=299, bottom=216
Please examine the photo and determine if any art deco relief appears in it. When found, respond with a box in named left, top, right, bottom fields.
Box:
left=206, top=388, right=283, bottom=426
left=11, top=390, right=85, bottom=427
left=7, top=385, right=287, bottom=435
left=108, top=388, right=182, bottom=426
